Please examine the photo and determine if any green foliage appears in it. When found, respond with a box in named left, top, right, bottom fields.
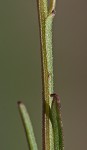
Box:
left=50, top=94, right=64, bottom=150
left=18, top=102, right=38, bottom=150
left=18, top=0, right=64, bottom=150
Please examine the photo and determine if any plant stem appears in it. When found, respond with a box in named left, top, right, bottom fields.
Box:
left=18, top=1, right=64, bottom=150
left=37, top=0, right=56, bottom=149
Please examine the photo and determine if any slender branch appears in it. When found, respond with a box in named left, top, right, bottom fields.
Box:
left=37, top=0, right=56, bottom=149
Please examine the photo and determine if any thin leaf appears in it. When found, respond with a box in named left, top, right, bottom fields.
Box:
left=18, top=101, right=38, bottom=150
left=50, top=94, right=64, bottom=150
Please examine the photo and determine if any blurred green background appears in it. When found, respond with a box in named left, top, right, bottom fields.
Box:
left=0, top=0, right=87, bottom=149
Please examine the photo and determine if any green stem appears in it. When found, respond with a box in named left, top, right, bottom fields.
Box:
left=37, top=0, right=56, bottom=149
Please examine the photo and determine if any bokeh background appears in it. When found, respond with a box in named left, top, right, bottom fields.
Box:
left=0, top=0, right=87, bottom=149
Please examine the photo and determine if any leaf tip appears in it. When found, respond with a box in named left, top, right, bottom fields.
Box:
left=50, top=93, right=61, bottom=109
left=17, top=101, right=24, bottom=108
left=51, top=9, right=56, bottom=15
left=17, top=101, right=22, bottom=105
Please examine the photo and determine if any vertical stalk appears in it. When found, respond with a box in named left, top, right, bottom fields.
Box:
left=37, top=0, right=56, bottom=149
left=18, top=1, right=64, bottom=150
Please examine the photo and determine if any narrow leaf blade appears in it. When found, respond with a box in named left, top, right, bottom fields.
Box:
left=18, top=101, right=38, bottom=150
left=50, top=94, right=64, bottom=150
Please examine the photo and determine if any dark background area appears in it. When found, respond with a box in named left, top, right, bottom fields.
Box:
left=0, top=0, right=87, bottom=149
